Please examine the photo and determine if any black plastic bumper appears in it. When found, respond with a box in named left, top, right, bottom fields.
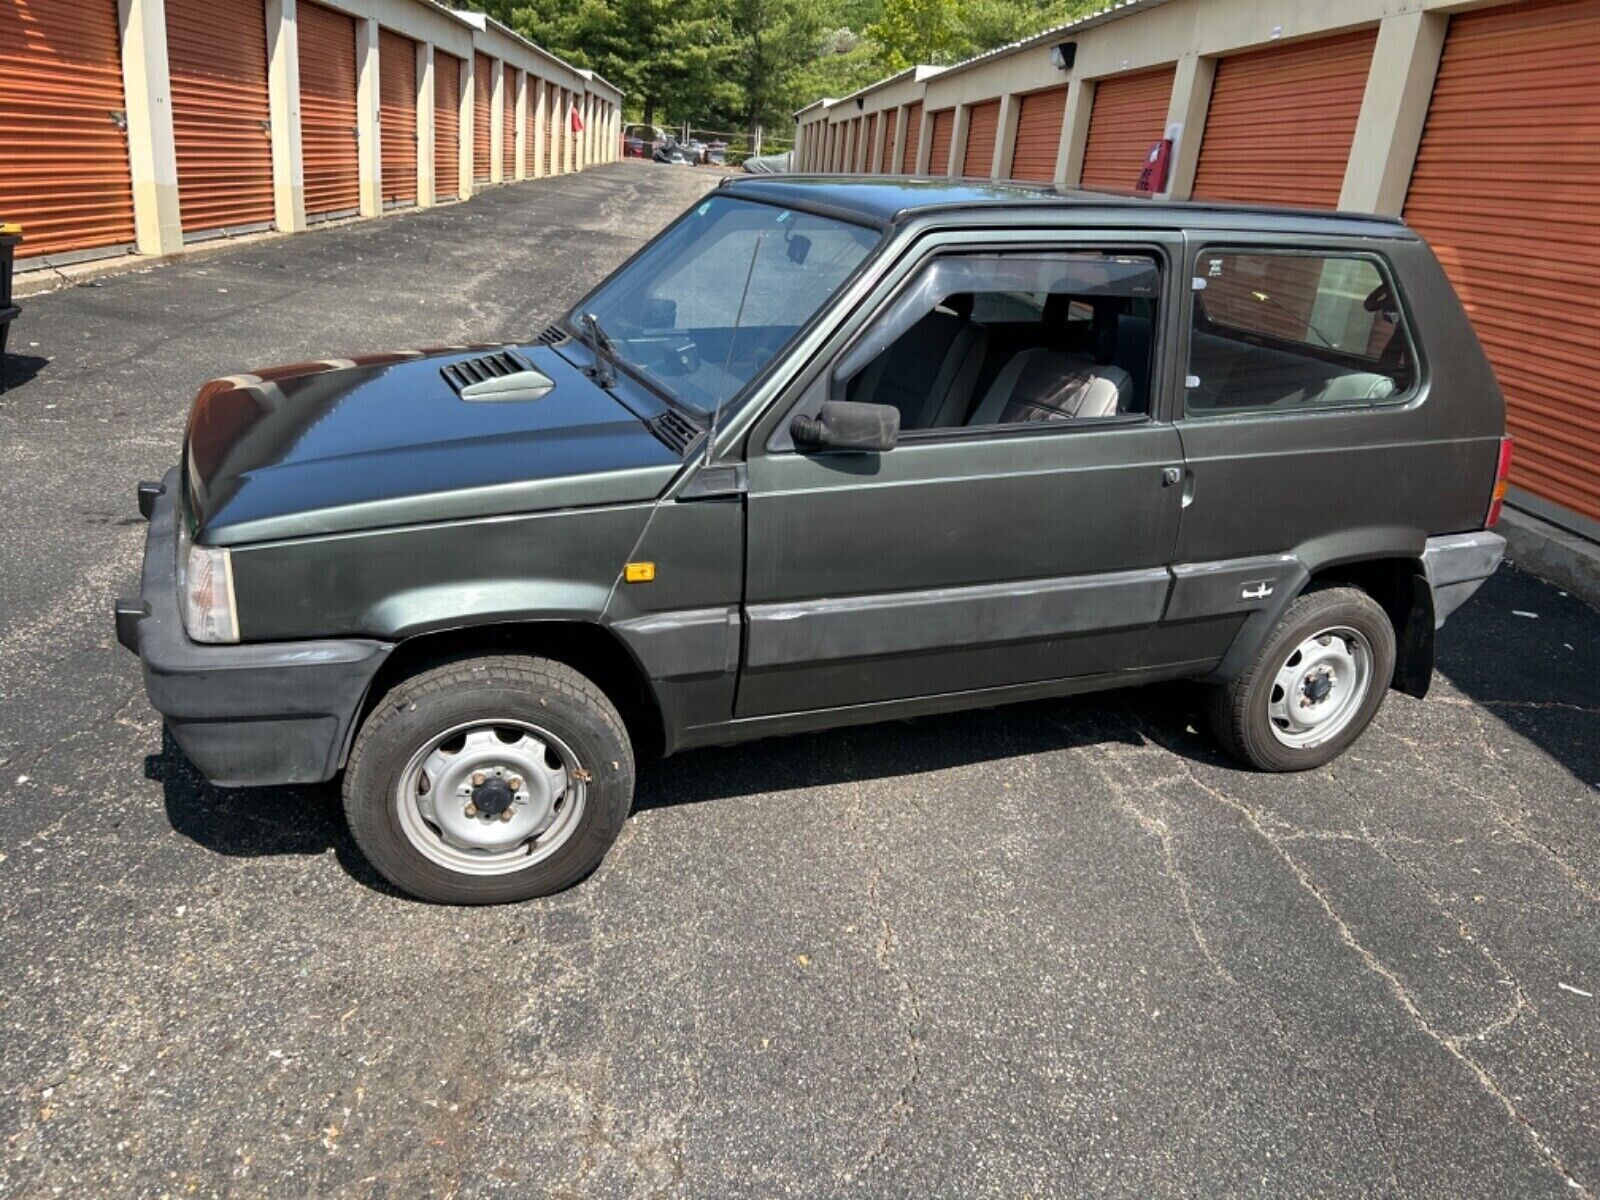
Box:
left=115, top=468, right=392, bottom=787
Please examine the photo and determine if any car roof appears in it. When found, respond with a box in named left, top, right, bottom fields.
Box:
left=718, top=175, right=1416, bottom=239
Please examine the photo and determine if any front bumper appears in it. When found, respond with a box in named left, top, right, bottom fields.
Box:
left=115, top=468, right=392, bottom=786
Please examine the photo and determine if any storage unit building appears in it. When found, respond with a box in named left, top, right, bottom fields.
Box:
left=167, top=0, right=274, bottom=238
left=1009, top=86, right=1068, bottom=182
left=434, top=50, right=462, bottom=201
left=962, top=98, right=1000, bottom=177
left=379, top=28, right=419, bottom=208
left=0, top=0, right=137, bottom=263
left=298, top=0, right=361, bottom=221
left=1079, top=65, right=1174, bottom=191
left=1403, top=0, right=1600, bottom=524
left=1190, top=29, right=1377, bottom=209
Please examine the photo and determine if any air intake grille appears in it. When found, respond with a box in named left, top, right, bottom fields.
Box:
left=441, top=348, right=533, bottom=394
left=648, top=409, right=704, bottom=455
left=538, top=324, right=569, bottom=347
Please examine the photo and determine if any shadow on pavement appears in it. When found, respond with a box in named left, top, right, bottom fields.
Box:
left=1432, top=563, right=1600, bottom=786
left=0, top=353, right=49, bottom=392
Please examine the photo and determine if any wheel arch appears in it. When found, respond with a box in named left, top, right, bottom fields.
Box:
left=341, top=620, right=668, bottom=771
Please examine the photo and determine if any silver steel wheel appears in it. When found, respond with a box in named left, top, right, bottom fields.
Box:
left=395, top=719, right=586, bottom=877
left=1266, top=625, right=1374, bottom=750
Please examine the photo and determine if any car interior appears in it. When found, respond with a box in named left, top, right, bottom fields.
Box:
left=844, top=290, right=1158, bottom=431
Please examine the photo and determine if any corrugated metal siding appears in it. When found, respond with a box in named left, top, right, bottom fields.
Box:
left=0, top=0, right=136, bottom=261
left=1009, top=86, right=1067, bottom=182
left=1080, top=65, right=1175, bottom=190
left=379, top=29, right=417, bottom=206
left=433, top=51, right=461, bottom=200
left=1192, top=28, right=1376, bottom=208
left=879, top=108, right=897, bottom=173
left=927, top=108, right=954, bottom=175
left=901, top=102, right=922, bottom=172
left=1404, top=0, right=1600, bottom=523
left=962, top=99, right=1000, bottom=177
left=299, top=1, right=360, bottom=219
left=168, top=0, right=274, bottom=237
left=502, top=63, right=516, bottom=177
left=472, top=52, right=492, bottom=181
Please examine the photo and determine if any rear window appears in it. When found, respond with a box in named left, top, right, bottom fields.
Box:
left=1186, top=251, right=1416, bottom=415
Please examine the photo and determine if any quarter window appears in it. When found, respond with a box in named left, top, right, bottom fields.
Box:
left=1187, top=251, right=1415, bottom=415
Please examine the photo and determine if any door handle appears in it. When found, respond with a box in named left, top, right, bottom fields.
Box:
left=1161, top=465, right=1182, bottom=487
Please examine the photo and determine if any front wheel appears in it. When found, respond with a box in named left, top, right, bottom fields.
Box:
left=1206, top=586, right=1396, bottom=772
left=343, top=655, right=635, bottom=904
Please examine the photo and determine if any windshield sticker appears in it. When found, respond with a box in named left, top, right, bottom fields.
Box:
left=696, top=201, right=712, bottom=216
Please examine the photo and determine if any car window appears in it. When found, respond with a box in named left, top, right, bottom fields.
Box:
left=834, top=251, right=1162, bottom=433
left=1187, top=251, right=1416, bottom=416
left=579, top=196, right=881, bottom=416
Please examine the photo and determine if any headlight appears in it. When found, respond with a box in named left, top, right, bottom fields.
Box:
left=177, top=522, right=238, bottom=644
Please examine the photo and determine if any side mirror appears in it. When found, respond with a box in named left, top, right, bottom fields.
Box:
left=791, top=401, right=899, bottom=453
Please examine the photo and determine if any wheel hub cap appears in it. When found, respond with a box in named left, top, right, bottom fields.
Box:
left=1267, top=626, right=1373, bottom=750
left=395, top=721, right=587, bottom=876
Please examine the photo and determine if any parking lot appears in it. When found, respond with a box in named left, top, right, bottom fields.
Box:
left=1, top=162, right=1596, bottom=1197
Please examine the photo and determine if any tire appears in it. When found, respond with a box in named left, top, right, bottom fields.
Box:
left=1206, top=586, right=1396, bottom=772
left=343, top=655, right=634, bottom=904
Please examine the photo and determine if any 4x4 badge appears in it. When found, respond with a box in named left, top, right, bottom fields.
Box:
left=1242, top=583, right=1274, bottom=601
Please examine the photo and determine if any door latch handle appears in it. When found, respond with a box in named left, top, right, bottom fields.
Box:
left=1161, top=466, right=1182, bottom=487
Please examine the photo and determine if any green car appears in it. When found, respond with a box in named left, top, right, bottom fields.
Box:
left=117, top=177, right=1510, bottom=904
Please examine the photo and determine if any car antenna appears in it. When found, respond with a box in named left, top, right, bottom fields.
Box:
left=700, top=231, right=765, bottom=466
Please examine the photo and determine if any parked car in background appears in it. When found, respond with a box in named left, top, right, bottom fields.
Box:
left=705, top=141, right=728, bottom=166
left=622, top=123, right=665, bottom=160
left=652, top=137, right=694, bottom=166
left=118, top=178, right=1510, bottom=904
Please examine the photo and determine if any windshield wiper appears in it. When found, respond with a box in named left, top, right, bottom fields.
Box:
left=580, top=312, right=617, bottom=389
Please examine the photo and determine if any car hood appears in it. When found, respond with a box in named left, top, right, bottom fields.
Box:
left=183, top=344, right=684, bottom=544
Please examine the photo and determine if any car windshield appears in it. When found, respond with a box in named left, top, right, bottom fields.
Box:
left=574, top=195, right=881, bottom=416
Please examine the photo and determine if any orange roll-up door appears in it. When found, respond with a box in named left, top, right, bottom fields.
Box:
left=1009, top=86, right=1067, bottom=182
left=167, top=0, right=274, bottom=238
left=543, top=83, right=556, bottom=174
left=502, top=63, right=516, bottom=178
left=0, top=0, right=136, bottom=262
left=878, top=109, right=897, bottom=173
left=473, top=52, right=492, bottom=182
left=927, top=109, right=954, bottom=175
left=379, top=29, right=417, bottom=207
left=900, top=102, right=922, bottom=172
left=1191, top=28, right=1376, bottom=208
left=961, top=99, right=1000, bottom=177
left=861, top=113, right=876, bottom=172
left=299, top=1, right=360, bottom=220
left=1080, top=65, right=1175, bottom=191
left=1404, top=0, right=1600, bottom=524
left=433, top=51, right=461, bottom=200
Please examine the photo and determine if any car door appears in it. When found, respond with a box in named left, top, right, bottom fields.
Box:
left=736, top=231, right=1192, bottom=719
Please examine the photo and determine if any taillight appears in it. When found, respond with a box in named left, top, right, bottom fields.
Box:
left=1485, top=436, right=1514, bottom=528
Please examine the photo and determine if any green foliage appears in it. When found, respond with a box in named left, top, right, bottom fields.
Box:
left=458, top=0, right=1106, bottom=134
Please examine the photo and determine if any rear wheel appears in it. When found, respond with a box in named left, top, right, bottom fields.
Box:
left=1207, top=587, right=1395, bottom=772
left=343, top=655, right=634, bottom=904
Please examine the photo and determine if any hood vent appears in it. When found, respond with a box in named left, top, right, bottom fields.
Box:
left=648, top=409, right=705, bottom=455
left=441, top=349, right=534, bottom=395
left=538, top=324, right=569, bottom=347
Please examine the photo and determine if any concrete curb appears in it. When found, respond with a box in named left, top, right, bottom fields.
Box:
left=1500, top=506, right=1600, bottom=613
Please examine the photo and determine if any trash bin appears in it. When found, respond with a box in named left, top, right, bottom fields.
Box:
left=0, top=223, right=20, bottom=360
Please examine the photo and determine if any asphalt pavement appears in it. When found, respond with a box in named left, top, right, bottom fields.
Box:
left=0, top=163, right=1596, bottom=1198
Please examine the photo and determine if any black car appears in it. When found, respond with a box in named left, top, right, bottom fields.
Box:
left=118, top=177, right=1510, bottom=903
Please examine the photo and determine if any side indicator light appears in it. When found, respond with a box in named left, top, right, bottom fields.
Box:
left=624, top=562, right=656, bottom=583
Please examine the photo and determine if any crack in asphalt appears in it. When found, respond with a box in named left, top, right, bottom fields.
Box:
left=1156, top=748, right=1591, bottom=1198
